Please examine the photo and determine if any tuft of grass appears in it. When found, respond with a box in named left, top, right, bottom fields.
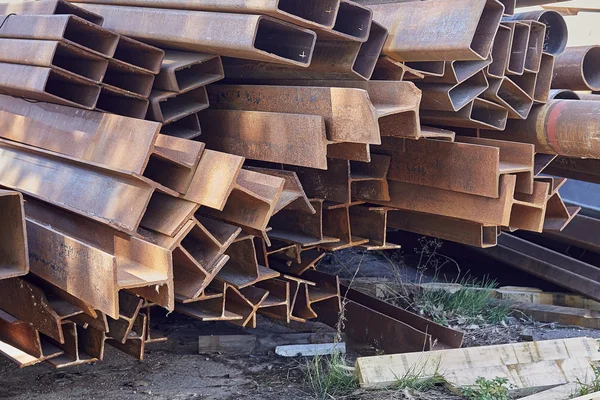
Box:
left=415, top=277, right=509, bottom=326
left=576, top=366, right=600, bottom=396
left=303, top=352, right=359, bottom=399
left=461, top=377, right=511, bottom=400
left=392, top=372, right=447, bottom=393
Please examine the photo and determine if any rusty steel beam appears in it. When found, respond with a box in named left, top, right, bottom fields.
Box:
left=176, top=281, right=243, bottom=322
left=534, top=52, right=555, bottom=103
left=73, top=0, right=340, bottom=31
left=370, top=0, right=503, bottom=61
left=483, top=76, right=534, bottom=119
left=423, top=58, right=492, bottom=85
left=0, top=14, right=118, bottom=57
left=74, top=4, right=317, bottom=66
left=349, top=206, right=400, bottom=251
left=314, top=0, right=372, bottom=42
left=216, top=234, right=280, bottom=289
left=253, top=279, right=291, bottom=323
left=222, top=22, right=387, bottom=81
left=199, top=109, right=328, bottom=170
left=544, top=191, right=580, bottom=232
left=182, top=149, right=244, bottom=211
left=388, top=209, right=499, bottom=248
left=106, top=292, right=143, bottom=344
left=269, top=199, right=341, bottom=248
left=0, top=39, right=108, bottom=83
left=144, top=135, right=204, bottom=195
left=102, top=59, right=155, bottom=98
left=155, top=50, right=223, bottom=92
left=292, top=270, right=341, bottom=322
left=25, top=198, right=174, bottom=319
left=268, top=246, right=327, bottom=276
left=421, top=98, right=508, bottom=131
left=553, top=46, right=600, bottom=91
left=0, top=0, right=104, bottom=24
left=207, top=84, right=382, bottom=145
left=46, top=322, right=105, bottom=368
left=326, top=142, right=371, bottom=163
left=96, top=86, right=149, bottom=118
left=504, top=10, right=568, bottom=55
left=113, top=35, right=164, bottom=74
left=480, top=100, right=600, bottom=158
left=418, top=70, right=489, bottom=112
left=488, top=24, right=512, bottom=78
left=246, top=168, right=315, bottom=215
left=0, top=310, right=63, bottom=368
left=509, top=179, right=551, bottom=233
left=281, top=275, right=316, bottom=323
left=544, top=214, right=600, bottom=253
left=160, top=113, right=202, bottom=140
left=106, top=312, right=146, bottom=360
left=148, top=86, right=209, bottom=124
left=472, top=233, right=600, bottom=302
left=509, top=72, right=537, bottom=99
left=371, top=57, right=427, bottom=81
left=320, top=202, right=370, bottom=251
left=545, top=157, right=600, bottom=185
left=386, top=137, right=534, bottom=198
left=0, top=95, right=159, bottom=174
left=142, top=305, right=167, bottom=344
left=504, top=21, right=530, bottom=76
left=0, top=191, right=28, bottom=280
left=525, top=21, right=546, bottom=73
left=0, top=63, right=100, bottom=109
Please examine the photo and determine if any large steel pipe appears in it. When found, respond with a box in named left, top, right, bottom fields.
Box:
left=73, top=4, right=317, bottom=66
left=504, top=10, right=568, bottom=55
left=482, top=100, right=600, bottom=158
left=553, top=46, right=600, bottom=91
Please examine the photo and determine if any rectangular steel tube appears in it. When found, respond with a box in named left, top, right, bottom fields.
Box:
left=0, top=190, right=28, bottom=280
left=417, top=70, right=489, bottom=112
left=420, top=98, right=508, bottom=131
left=102, top=59, right=155, bottom=98
left=154, top=51, right=223, bottom=92
left=74, top=4, right=317, bottom=66
left=148, top=87, right=209, bottom=124
left=0, top=0, right=104, bottom=25
left=96, top=86, right=149, bottom=119
left=113, top=35, right=164, bottom=74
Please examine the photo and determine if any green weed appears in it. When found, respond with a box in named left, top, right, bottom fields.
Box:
left=303, top=352, right=359, bottom=399
left=576, top=366, right=600, bottom=396
left=461, top=377, right=511, bottom=400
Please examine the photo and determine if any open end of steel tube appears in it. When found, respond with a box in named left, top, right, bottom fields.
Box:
left=469, top=0, right=505, bottom=59
left=254, top=18, right=315, bottom=65
left=332, top=1, right=372, bottom=42
left=353, top=22, right=388, bottom=79
left=46, top=70, right=100, bottom=108
left=64, top=17, right=119, bottom=57
left=583, top=47, right=600, bottom=91
left=277, top=0, right=340, bottom=28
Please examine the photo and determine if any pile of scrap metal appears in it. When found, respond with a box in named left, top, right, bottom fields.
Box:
left=0, top=0, right=597, bottom=370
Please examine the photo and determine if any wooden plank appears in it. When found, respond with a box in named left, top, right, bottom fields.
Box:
left=519, top=383, right=581, bottom=400
left=495, top=299, right=600, bottom=329
left=198, top=333, right=338, bottom=355
left=275, top=343, right=346, bottom=357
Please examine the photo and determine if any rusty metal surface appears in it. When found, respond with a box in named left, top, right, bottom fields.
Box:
left=106, top=292, right=143, bottom=344
left=504, top=10, right=568, bottom=55
left=148, top=86, right=209, bottom=124
left=418, top=70, right=488, bottom=112
left=103, top=58, right=155, bottom=98
left=140, top=193, right=199, bottom=237
left=553, top=46, right=600, bottom=91
left=543, top=191, right=580, bottom=232
left=0, top=0, right=104, bottom=25
left=253, top=279, right=291, bottom=323
left=483, top=76, right=533, bottom=119
left=0, top=14, right=118, bottom=57
left=268, top=246, right=327, bottom=276
left=155, top=50, right=223, bottom=92
left=473, top=233, right=600, bottom=302
left=509, top=180, right=550, bottom=233
left=47, top=322, right=105, bottom=368
left=0, top=95, right=158, bottom=174
left=246, top=168, right=315, bottom=215
left=388, top=209, right=499, bottom=248
left=349, top=206, right=400, bottom=251
left=26, top=198, right=173, bottom=319
left=0, top=63, right=100, bottom=109
left=0, top=310, right=63, bottom=368
left=371, top=56, right=427, bottom=81
left=114, top=35, right=164, bottom=74
left=182, top=149, right=244, bottom=211
left=534, top=52, right=555, bottom=103
left=207, top=84, right=382, bottom=145
left=421, top=98, right=508, bottom=130
left=509, top=72, right=537, bottom=99
left=488, top=24, right=512, bottom=78
left=0, top=190, right=28, bottom=280
left=293, top=270, right=341, bottom=322
left=96, top=86, right=149, bottom=118
left=549, top=89, right=580, bottom=100
left=199, top=109, right=328, bottom=170
left=105, top=313, right=146, bottom=360
left=75, top=4, right=317, bottom=66
left=544, top=214, right=600, bottom=253
left=320, top=202, right=370, bottom=251
left=315, top=0, right=372, bottom=42
left=0, top=39, right=108, bottom=83
left=545, top=157, right=600, bottom=185
left=504, top=22, right=530, bottom=76
left=370, top=0, right=503, bottom=61
left=73, top=0, right=341, bottom=31
left=424, top=58, right=492, bottom=85
left=480, top=100, right=600, bottom=158
left=160, top=113, right=202, bottom=140
left=525, top=21, right=546, bottom=73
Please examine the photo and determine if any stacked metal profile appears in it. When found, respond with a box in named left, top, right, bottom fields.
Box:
left=0, top=0, right=597, bottom=370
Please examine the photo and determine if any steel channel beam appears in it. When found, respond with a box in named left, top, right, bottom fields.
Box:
left=96, top=85, right=149, bottom=118
left=102, top=59, right=155, bottom=98
left=139, top=192, right=200, bottom=236
left=0, top=63, right=100, bottom=110
left=0, top=14, right=118, bottom=57
left=160, top=113, right=202, bottom=140
left=207, top=84, right=382, bottom=145
left=0, top=94, right=158, bottom=174
left=148, top=86, right=209, bottom=124
left=370, top=0, right=503, bottom=61
left=504, top=21, right=530, bottom=76
left=553, top=46, right=600, bottom=91
left=72, top=0, right=341, bottom=31
left=483, top=76, right=533, bottom=119
left=246, top=168, right=315, bottom=215
left=154, top=50, right=223, bottom=93
left=417, top=70, right=489, bottom=112
left=0, top=190, right=28, bottom=280
left=544, top=214, right=600, bottom=253
left=472, top=233, right=600, bottom=302
left=113, top=35, right=164, bottom=75
left=543, top=192, right=580, bottom=232
left=349, top=206, right=400, bottom=251
left=420, top=98, right=508, bottom=130
left=199, top=109, right=329, bottom=170
left=25, top=198, right=174, bottom=319
left=0, top=0, right=104, bottom=25
left=504, top=10, right=568, bottom=55
left=480, top=100, right=600, bottom=158
left=0, top=39, right=108, bottom=83
left=74, top=4, right=317, bottom=66
left=222, top=21, right=387, bottom=81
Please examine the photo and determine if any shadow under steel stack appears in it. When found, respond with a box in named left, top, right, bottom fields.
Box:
left=0, top=0, right=597, bottom=368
